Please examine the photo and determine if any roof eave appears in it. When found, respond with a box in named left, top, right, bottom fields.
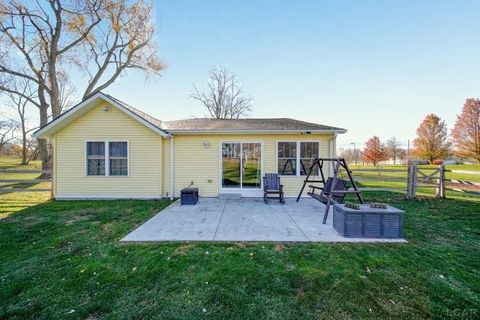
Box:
left=166, top=129, right=347, bottom=135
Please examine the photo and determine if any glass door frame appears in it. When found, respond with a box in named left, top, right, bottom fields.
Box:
left=219, top=141, right=264, bottom=196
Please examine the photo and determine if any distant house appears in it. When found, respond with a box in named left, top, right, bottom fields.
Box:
left=34, top=93, right=346, bottom=199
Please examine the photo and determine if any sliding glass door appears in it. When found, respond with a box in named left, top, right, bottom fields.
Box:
left=221, top=142, right=262, bottom=193
left=221, top=143, right=241, bottom=188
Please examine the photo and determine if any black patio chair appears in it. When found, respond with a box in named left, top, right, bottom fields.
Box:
left=263, top=173, right=285, bottom=204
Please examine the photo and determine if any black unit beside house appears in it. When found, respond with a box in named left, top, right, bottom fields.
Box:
left=181, top=187, right=199, bottom=205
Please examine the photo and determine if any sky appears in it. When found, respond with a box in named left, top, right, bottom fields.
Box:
left=41, top=1, right=480, bottom=150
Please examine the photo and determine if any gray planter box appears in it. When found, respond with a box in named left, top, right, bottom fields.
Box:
left=333, top=204, right=404, bottom=238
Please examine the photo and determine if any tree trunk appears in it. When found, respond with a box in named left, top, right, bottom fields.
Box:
left=48, top=61, right=62, bottom=118
left=37, top=88, right=52, bottom=177
left=21, top=121, right=27, bottom=165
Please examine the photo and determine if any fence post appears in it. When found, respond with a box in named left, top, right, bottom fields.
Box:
left=407, top=163, right=417, bottom=199
left=436, top=164, right=446, bottom=198
left=407, top=162, right=415, bottom=199
left=406, top=162, right=412, bottom=198
left=412, top=164, right=417, bottom=198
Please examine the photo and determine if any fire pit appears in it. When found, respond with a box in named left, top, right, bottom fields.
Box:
left=333, top=203, right=404, bottom=239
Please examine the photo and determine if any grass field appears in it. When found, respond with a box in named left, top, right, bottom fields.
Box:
left=0, top=158, right=51, bottom=219
left=1, top=158, right=479, bottom=319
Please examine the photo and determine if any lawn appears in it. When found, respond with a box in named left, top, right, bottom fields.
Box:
left=1, top=159, right=479, bottom=319
left=0, top=158, right=51, bottom=219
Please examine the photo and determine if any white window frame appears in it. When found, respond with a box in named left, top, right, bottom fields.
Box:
left=85, top=140, right=129, bottom=177
left=276, top=140, right=320, bottom=176
left=218, top=140, right=264, bottom=195
left=276, top=141, right=298, bottom=176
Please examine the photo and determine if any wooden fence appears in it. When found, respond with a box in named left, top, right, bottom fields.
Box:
left=406, top=165, right=445, bottom=199
left=345, top=165, right=480, bottom=199
left=346, top=168, right=408, bottom=193
left=0, top=170, right=52, bottom=194
left=444, top=169, right=480, bottom=196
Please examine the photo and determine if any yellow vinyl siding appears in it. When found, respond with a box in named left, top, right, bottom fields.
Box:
left=54, top=103, right=163, bottom=198
left=169, top=134, right=333, bottom=197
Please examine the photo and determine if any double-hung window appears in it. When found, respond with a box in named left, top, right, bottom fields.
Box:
left=277, top=141, right=320, bottom=176
left=86, top=141, right=128, bottom=176
left=109, top=142, right=128, bottom=176
left=87, top=142, right=106, bottom=176
left=300, top=142, right=319, bottom=175
left=277, top=142, right=297, bottom=175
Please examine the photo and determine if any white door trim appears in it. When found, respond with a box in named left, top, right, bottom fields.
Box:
left=219, top=141, right=264, bottom=197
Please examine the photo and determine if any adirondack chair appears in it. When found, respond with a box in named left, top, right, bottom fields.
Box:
left=307, top=177, right=349, bottom=205
left=263, top=173, right=285, bottom=204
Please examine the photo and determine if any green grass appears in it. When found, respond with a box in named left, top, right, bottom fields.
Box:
left=1, top=158, right=479, bottom=318
left=0, top=158, right=51, bottom=219
left=1, top=196, right=479, bottom=318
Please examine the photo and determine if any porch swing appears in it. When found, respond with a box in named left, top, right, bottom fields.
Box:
left=296, top=157, right=363, bottom=224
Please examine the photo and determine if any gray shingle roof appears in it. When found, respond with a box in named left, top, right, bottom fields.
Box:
left=106, top=94, right=346, bottom=133
left=161, top=118, right=345, bottom=132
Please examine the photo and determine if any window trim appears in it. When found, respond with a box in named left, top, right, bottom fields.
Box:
left=276, top=141, right=297, bottom=176
left=85, top=140, right=129, bottom=177
left=276, top=140, right=320, bottom=176
left=218, top=140, right=264, bottom=194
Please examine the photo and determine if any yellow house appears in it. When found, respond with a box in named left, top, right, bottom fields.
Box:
left=34, top=92, right=346, bottom=199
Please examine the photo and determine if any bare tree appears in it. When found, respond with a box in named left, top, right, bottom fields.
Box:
left=24, top=135, right=39, bottom=164
left=0, top=0, right=164, bottom=171
left=4, top=78, right=38, bottom=164
left=191, top=66, right=252, bottom=119
left=0, top=118, right=19, bottom=153
left=340, top=148, right=362, bottom=164
left=386, top=137, right=402, bottom=164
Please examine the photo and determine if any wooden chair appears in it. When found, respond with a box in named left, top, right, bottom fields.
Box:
left=307, top=177, right=349, bottom=205
left=263, top=173, right=285, bottom=204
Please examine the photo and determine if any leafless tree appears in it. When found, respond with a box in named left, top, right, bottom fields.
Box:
left=191, top=66, right=252, bottom=119
left=3, top=78, right=38, bottom=164
left=0, top=0, right=164, bottom=171
left=340, top=148, right=362, bottom=165
left=386, top=137, right=402, bottom=164
left=24, top=135, right=39, bottom=164
left=0, top=118, right=19, bottom=153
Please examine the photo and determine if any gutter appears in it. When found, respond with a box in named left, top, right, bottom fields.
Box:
left=328, top=133, right=338, bottom=176
left=166, top=129, right=347, bottom=135
left=169, top=135, right=174, bottom=200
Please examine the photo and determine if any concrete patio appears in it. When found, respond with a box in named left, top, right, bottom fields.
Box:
left=121, top=198, right=406, bottom=243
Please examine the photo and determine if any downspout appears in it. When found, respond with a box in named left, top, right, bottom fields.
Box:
left=328, top=133, right=337, bottom=177
left=170, top=135, right=174, bottom=200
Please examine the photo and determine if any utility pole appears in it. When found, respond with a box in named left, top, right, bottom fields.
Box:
left=407, top=139, right=410, bottom=159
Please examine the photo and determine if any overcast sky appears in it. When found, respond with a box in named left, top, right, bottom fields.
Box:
left=36, top=1, right=480, bottom=150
